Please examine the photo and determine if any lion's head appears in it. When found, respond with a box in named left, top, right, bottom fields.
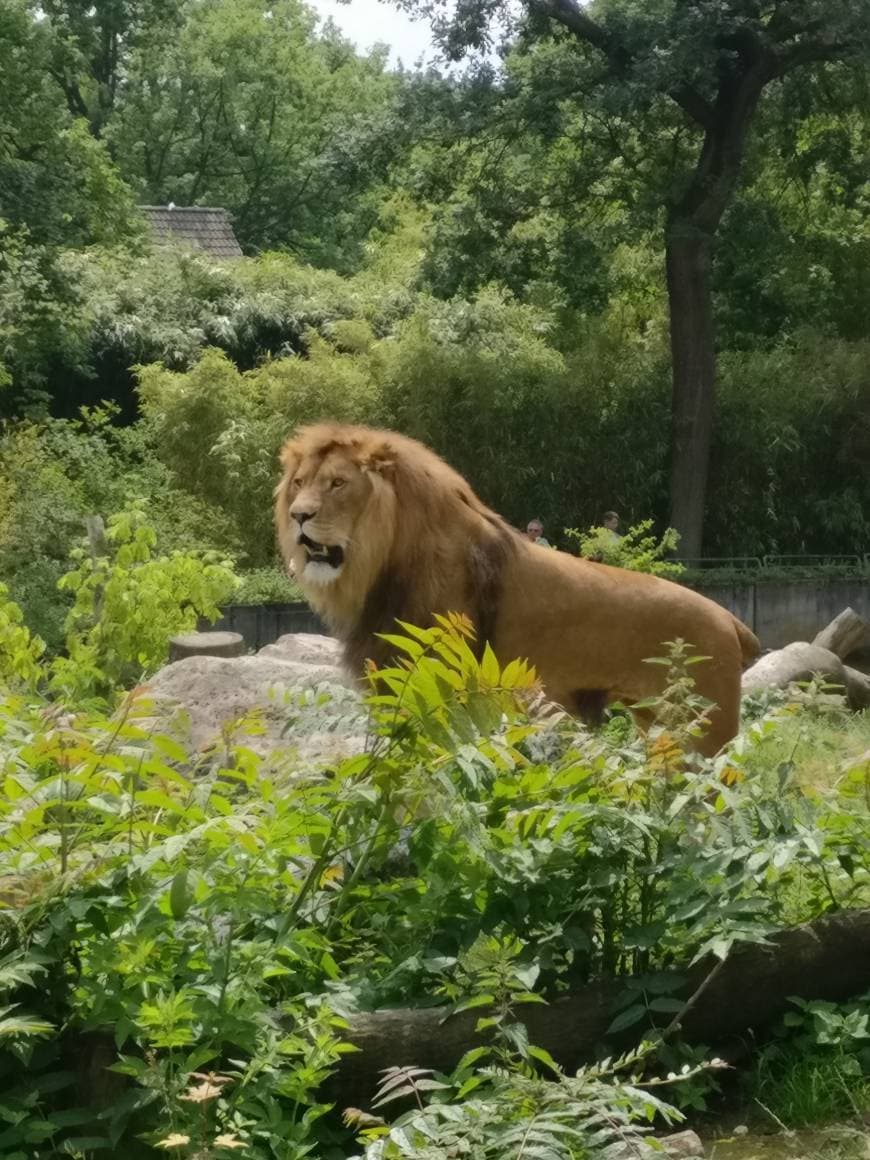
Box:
left=275, top=423, right=516, bottom=668
left=275, top=424, right=396, bottom=594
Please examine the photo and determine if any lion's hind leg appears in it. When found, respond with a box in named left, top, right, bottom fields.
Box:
left=567, top=688, right=610, bottom=728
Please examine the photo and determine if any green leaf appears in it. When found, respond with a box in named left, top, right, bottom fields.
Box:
left=606, top=1004, right=647, bottom=1034
left=168, top=869, right=192, bottom=919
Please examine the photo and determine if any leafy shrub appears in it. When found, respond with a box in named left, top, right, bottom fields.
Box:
left=0, top=617, right=866, bottom=1154
left=749, top=992, right=870, bottom=1127
left=50, top=504, right=237, bottom=698
left=234, top=567, right=304, bottom=605
left=564, top=519, right=684, bottom=577
left=0, top=583, right=44, bottom=690
left=0, top=410, right=241, bottom=646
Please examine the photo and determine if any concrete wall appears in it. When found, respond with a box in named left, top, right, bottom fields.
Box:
left=212, top=602, right=325, bottom=650
left=215, top=580, right=870, bottom=654
left=694, top=580, right=870, bottom=650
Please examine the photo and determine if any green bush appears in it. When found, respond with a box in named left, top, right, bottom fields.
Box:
left=565, top=519, right=684, bottom=577
left=749, top=993, right=870, bottom=1127
left=0, top=616, right=866, bottom=1154
left=0, top=410, right=242, bottom=646
left=50, top=504, right=237, bottom=699
left=234, top=567, right=304, bottom=605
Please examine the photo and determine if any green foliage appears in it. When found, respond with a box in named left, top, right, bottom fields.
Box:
left=749, top=992, right=870, bottom=1128
left=234, top=568, right=304, bottom=606
left=353, top=1046, right=694, bottom=1159
left=52, top=504, right=237, bottom=697
left=0, top=2, right=139, bottom=249
left=0, top=410, right=239, bottom=646
left=565, top=519, right=684, bottom=577
left=0, top=617, right=866, bottom=1153
left=0, top=583, right=45, bottom=690
left=107, top=0, right=401, bottom=266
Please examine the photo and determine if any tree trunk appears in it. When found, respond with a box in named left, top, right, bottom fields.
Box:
left=331, top=908, right=870, bottom=1110
left=812, top=607, right=870, bottom=660
left=666, top=226, right=716, bottom=561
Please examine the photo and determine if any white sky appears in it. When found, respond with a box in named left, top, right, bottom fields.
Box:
left=310, top=0, right=440, bottom=66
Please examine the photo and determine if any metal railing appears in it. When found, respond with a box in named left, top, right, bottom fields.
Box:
left=674, top=556, right=763, bottom=570
left=762, top=554, right=864, bottom=568
left=674, top=554, right=868, bottom=572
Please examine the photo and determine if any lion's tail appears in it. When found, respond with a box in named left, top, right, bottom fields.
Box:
left=732, top=615, right=761, bottom=669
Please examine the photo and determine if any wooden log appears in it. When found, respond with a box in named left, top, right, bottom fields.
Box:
left=168, top=631, right=245, bottom=662
left=332, top=909, right=870, bottom=1108
left=844, top=665, right=870, bottom=710
left=812, top=607, right=870, bottom=661
left=742, top=642, right=846, bottom=694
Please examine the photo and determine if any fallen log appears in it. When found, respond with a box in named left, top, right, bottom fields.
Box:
left=333, top=908, right=870, bottom=1107
left=742, top=641, right=846, bottom=694
left=742, top=641, right=870, bottom=710
left=812, top=607, right=870, bottom=660
left=844, top=666, right=870, bottom=710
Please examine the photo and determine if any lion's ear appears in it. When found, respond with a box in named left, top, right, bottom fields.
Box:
left=360, top=441, right=395, bottom=476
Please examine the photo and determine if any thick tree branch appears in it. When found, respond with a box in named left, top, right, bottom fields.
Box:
left=530, top=0, right=622, bottom=62
left=670, top=83, right=716, bottom=130
left=771, top=39, right=861, bottom=78
left=529, top=0, right=715, bottom=130
left=51, top=68, right=90, bottom=121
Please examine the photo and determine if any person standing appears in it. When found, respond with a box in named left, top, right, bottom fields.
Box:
left=525, top=519, right=551, bottom=547
left=602, top=511, right=621, bottom=542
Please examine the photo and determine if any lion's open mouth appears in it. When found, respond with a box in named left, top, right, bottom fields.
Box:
left=298, top=533, right=345, bottom=570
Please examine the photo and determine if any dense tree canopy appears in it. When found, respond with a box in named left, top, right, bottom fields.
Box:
left=390, top=0, right=870, bottom=553
left=1, top=0, right=869, bottom=561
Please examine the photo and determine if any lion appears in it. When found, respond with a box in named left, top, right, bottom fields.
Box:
left=275, top=423, right=760, bottom=756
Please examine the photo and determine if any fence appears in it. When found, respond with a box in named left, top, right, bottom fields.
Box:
left=212, top=573, right=870, bottom=655
left=209, top=602, right=325, bottom=650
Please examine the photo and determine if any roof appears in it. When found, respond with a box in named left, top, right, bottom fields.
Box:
left=140, top=205, right=243, bottom=259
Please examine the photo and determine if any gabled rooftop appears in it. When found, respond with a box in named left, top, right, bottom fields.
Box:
left=140, top=205, right=243, bottom=259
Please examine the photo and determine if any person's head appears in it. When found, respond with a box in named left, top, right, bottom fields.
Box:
left=526, top=519, right=544, bottom=542
left=602, top=511, right=619, bottom=532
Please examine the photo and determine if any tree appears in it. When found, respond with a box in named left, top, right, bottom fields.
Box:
left=398, top=0, right=870, bottom=554
left=105, top=0, right=403, bottom=265
left=0, top=0, right=140, bottom=414
left=37, top=0, right=184, bottom=138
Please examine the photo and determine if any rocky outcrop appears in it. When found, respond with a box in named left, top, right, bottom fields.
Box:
left=142, top=635, right=365, bottom=763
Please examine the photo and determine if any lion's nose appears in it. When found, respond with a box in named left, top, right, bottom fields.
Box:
left=292, top=508, right=317, bottom=525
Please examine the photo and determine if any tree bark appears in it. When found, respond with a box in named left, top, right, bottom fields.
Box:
left=812, top=607, right=870, bottom=660
left=332, top=908, right=870, bottom=1109
left=742, top=642, right=848, bottom=696
left=666, top=227, right=716, bottom=561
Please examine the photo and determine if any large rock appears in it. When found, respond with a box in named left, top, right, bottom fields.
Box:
left=142, top=652, right=366, bottom=762
left=258, top=633, right=343, bottom=667
left=603, top=1130, right=705, bottom=1159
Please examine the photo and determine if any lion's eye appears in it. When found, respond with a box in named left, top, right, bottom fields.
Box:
left=330, top=478, right=346, bottom=490
left=292, top=477, right=303, bottom=488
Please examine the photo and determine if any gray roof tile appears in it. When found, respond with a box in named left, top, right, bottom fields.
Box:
left=140, top=205, right=243, bottom=259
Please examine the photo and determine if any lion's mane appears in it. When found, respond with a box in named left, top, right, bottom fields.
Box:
left=275, top=423, right=518, bottom=674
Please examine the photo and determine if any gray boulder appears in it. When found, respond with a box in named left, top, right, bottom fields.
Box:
left=141, top=651, right=365, bottom=762
left=258, top=632, right=343, bottom=667
left=603, top=1129, right=705, bottom=1159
